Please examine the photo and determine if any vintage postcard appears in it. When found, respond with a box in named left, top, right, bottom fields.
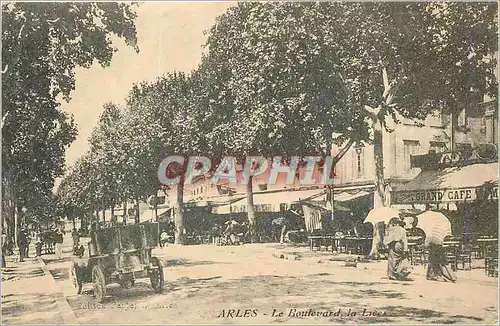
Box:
left=1, top=1, right=498, bottom=324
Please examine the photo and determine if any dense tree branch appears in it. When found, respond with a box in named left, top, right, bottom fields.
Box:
left=381, top=65, right=390, bottom=98
left=332, top=137, right=356, bottom=165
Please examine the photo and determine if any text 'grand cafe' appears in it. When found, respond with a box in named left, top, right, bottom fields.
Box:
left=391, top=147, right=499, bottom=238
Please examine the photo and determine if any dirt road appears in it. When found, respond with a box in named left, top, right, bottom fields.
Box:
left=37, top=243, right=498, bottom=324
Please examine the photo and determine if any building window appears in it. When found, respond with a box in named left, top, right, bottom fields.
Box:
left=351, top=147, right=364, bottom=179
left=403, top=140, right=420, bottom=174
left=429, top=141, right=447, bottom=154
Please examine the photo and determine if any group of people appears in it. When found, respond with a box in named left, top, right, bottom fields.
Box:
left=385, top=216, right=457, bottom=283
left=222, top=220, right=249, bottom=245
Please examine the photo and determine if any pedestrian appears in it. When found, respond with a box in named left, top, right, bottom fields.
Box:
left=17, top=229, right=28, bottom=262
left=35, top=231, right=43, bottom=257
left=223, top=220, right=236, bottom=245
left=72, top=228, right=80, bottom=247
left=24, top=230, right=31, bottom=258
left=426, top=240, right=458, bottom=283
left=160, top=230, right=169, bottom=247
left=54, top=229, right=63, bottom=259
left=384, top=217, right=412, bottom=281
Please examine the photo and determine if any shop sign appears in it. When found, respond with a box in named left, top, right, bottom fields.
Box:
left=411, top=144, right=498, bottom=170
left=392, top=186, right=498, bottom=204
left=230, top=204, right=276, bottom=213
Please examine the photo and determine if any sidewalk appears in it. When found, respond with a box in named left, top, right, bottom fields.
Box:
left=1, top=246, right=78, bottom=324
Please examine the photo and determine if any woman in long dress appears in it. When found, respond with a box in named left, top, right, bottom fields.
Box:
left=426, top=236, right=458, bottom=282
left=384, top=218, right=412, bottom=281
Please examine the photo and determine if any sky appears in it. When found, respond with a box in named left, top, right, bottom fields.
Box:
left=60, top=2, right=236, bottom=169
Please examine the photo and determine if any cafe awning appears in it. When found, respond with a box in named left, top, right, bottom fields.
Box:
left=213, top=188, right=326, bottom=214
left=392, top=162, right=498, bottom=204
left=333, top=190, right=372, bottom=202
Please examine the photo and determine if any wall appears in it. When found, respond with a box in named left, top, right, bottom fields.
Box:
left=334, top=110, right=452, bottom=185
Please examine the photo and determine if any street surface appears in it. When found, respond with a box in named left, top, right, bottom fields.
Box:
left=14, top=240, right=496, bottom=324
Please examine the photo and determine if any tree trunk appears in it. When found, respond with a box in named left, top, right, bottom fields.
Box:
left=15, top=205, right=21, bottom=247
left=111, top=204, right=115, bottom=221
left=154, top=193, right=158, bottom=222
left=95, top=209, right=100, bottom=228
left=450, top=111, right=458, bottom=151
left=72, top=217, right=76, bottom=229
left=246, top=176, right=256, bottom=243
left=81, top=216, right=86, bottom=233
left=123, top=201, right=128, bottom=225
left=280, top=224, right=287, bottom=244
left=2, top=176, right=16, bottom=242
left=134, top=198, right=140, bottom=224
left=369, top=118, right=387, bottom=259
left=174, top=176, right=185, bottom=245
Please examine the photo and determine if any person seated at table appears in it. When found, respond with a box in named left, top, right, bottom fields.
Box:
left=223, top=220, right=238, bottom=245
left=384, top=218, right=412, bottom=281
left=426, top=235, right=457, bottom=283
left=159, top=230, right=169, bottom=247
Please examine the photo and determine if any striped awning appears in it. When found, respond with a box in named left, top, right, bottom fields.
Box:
left=212, top=188, right=326, bottom=214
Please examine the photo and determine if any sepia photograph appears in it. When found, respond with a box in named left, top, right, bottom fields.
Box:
left=1, top=1, right=499, bottom=324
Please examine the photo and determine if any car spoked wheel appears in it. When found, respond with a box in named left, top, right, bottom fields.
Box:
left=92, top=265, right=106, bottom=303
left=69, top=263, right=82, bottom=294
left=149, top=257, right=164, bottom=293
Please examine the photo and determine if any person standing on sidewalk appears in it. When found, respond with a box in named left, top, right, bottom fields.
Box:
left=35, top=231, right=43, bottom=257
left=384, top=218, right=412, bottom=281
left=54, top=229, right=64, bottom=259
left=17, top=229, right=28, bottom=262
left=71, top=228, right=80, bottom=247
left=24, top=230, right=31, bottom=258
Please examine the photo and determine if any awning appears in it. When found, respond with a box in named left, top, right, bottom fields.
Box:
left=333, top=190, right=372, bottom=202
left=210, top=196, right=247, bottom=214
left=213, top=188, right=326, bottom=214
left=392, top=162, right=498, bottom=204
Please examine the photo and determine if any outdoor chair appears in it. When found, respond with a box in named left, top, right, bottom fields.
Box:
left=444, top=245, right=458, bottom=271
left=332, top=232, right=345, bottom=253
left=485, top=245, right=498, bottom=277
left=457, top=244, right=472, bottom=270
left=470, top=239, right=482, bottom=259
left=410, top=245, right=427, bottom=266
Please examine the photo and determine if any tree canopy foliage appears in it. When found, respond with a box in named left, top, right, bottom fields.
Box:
left=56, top=2, right=497, bottom=246
left=2, top=2, right=139, bottom=233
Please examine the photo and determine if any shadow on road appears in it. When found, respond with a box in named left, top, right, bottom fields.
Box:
left=50, top=266, right=70, bottom=280
left=42, top=256, right=74, bottom=265
left=1, top=292, right=62, bottom=324
left=166, top=258, right=230, bottom=267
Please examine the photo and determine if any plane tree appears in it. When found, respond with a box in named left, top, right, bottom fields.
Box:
left=2, top=2, right=139, bottom=239
left=203, top=2, right=497, bottom=249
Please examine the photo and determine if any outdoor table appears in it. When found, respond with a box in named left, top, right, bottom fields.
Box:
left=443, top=241, right=461, bottom=247
left=342, top=237, right=372, bottom=255
left=308, top=236, right=323, bottom=251
left=408, top=236, right=424, bottom=243
left=321, top=236, right=334, bottom=251
left=476, top=238, right=498, bottom=258
left=330, top=236, right=344, bottom=252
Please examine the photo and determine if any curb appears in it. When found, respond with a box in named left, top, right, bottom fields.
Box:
left=38, top=257, right=80, bottom=325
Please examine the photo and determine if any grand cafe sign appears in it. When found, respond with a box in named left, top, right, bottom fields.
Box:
left=392, top=186, right=499, bottom=204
